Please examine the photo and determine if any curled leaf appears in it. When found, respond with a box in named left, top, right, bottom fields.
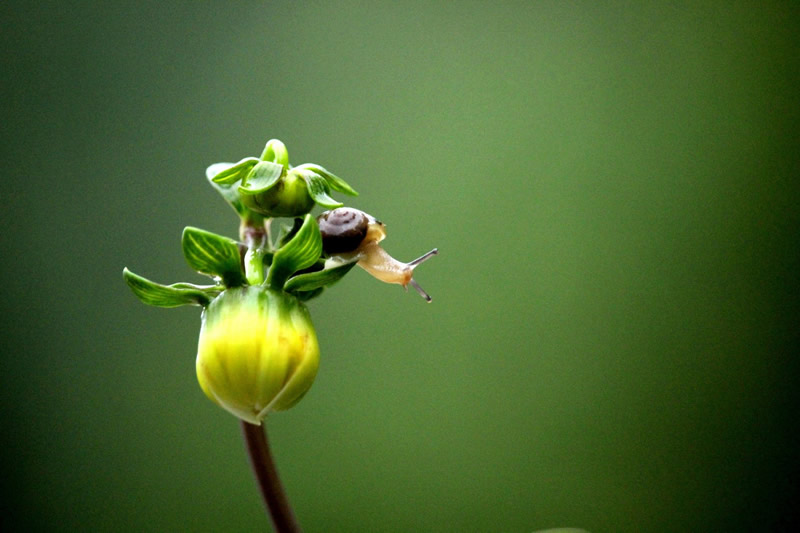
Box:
left=123, top=268, right=218, bottom=307
left=182, top=227, right=245, bottom=287
left=238, top=160, right=284, bottom=195
left=302, top=170, right=343, bottom=208
left=209, top=157, right=259, bottom=184
left=209, top=157, right=259, bottom=185
left=259, top=139, right=289, bottom=167
left=206, top=163, right=247, bottom=216
left=295, top=163, right=358, bottom=196
left=266, top=214, right=322, bottom=290
left=285, top=259, right=357, bottom=294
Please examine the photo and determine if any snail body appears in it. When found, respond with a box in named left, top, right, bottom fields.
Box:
left=317, top=208, right=438, bottom=302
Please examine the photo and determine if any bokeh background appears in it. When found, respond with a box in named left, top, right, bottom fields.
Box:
left=2, top=1, right=798, bottom=531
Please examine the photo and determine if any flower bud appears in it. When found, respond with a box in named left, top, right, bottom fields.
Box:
left=196, top=286, right=320, bottom=424
left=241, top=170, right=315, bottom=218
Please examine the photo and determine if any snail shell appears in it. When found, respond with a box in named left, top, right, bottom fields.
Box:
left=318, top=208, right=385, bottom=255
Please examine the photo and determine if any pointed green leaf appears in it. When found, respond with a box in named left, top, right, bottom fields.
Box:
left=123, top=268, right=213, bottom=307
left=266, top=214, right=322, bottom=290
left=182, top=227, right=245, bottom=287
left=302, top=171, right=343, bottom=208
left=297, top=163, right=358, bottom=196
left=238, top=160, right=284, bottom=195
left=210, top=157, right=259, bottom=184
left=285, top=259, right=357, bottom=293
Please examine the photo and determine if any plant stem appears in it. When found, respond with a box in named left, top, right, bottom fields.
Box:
left=244, top=247, right=266, bottom=285
left=241, top=421, right=301, bottom=533
left=242, top=218, right=271, bottom=285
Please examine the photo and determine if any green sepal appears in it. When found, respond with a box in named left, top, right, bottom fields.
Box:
left=210, top=157, right=259, bottom=184
left=266, top=214, right=322, bottom=290
left=259, top=139, right=289, bottom=167
left=182, top=227, right=245, bottom=287
left=296, top=163, right=358, bottom=196
left=302, top=170, right=343, bottom=208
left=206, top=163, right=247, bottom=217
left=123, top=268, right=219, bottom=307
left=238, top=160, right=284, bottom=195
left=285, top=259, right=358, bottom=294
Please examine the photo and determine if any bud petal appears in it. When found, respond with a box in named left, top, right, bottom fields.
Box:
left=196, top=287, right=320, bottom=424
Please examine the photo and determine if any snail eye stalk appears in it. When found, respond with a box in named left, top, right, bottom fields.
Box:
left=408, top=248, right=438, bottom=267
left=409, top=279, right=432, bottom=302
left=407, top=248, right=438, bottom=302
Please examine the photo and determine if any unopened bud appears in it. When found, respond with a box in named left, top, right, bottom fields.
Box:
left=195, top=286, right=319, bottom=424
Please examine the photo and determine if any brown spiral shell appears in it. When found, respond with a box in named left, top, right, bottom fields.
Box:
left=317, top=208, right=369, bottom=254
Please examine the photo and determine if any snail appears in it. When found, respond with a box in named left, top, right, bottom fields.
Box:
left=317, top=208, right=438, bottom=302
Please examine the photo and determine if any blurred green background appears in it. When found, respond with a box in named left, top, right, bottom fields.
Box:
left=2, top=1, right=798, bottom=531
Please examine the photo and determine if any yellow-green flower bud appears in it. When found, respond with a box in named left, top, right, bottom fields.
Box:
left=241, top=170, right=315, bottom=218
left=196, top=286, right=320, bottom=424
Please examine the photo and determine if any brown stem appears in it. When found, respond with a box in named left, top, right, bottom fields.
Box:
left=241, top=421, right=302, bottom=533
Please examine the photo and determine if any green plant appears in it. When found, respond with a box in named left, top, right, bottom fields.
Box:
left=123, top=139, right=436, bottom=532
